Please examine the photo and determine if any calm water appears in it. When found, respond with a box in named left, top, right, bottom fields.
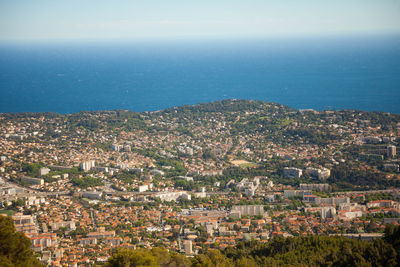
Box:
left=1, top=35, right=400, bottom=114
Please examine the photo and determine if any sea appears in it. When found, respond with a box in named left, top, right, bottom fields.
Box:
left=1, top=34, right=400, bottom=114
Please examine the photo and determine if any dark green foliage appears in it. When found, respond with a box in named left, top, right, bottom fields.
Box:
left=0, top=215, right=42, bottom=266
left=328, top=163, right=398, bottom=190
left=105, top=247, right=191, bottom=267
left=105, top=225, right=400, bottom=266
left=174, top=179, right=195, bottom=191
left=285, top=127, right=339, bottom=145
left=219, top=226, right=400, bottom=267
left=155, top=158, right=187, bottom=178
left=192, top=249, right=233, bottom=267
left=21, top=162, right=42, bottom=177
left=114, top=171, right=139, bottom=184
left=71, top=176, right=103, bottom=188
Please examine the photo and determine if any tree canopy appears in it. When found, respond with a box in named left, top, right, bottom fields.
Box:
left=106, top=225, right=400, bottom=267
left=0, top=215, right=42, bottom=266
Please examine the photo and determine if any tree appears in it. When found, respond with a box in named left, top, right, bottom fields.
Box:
left=105, top=248, right=158, bottom=267
left=0, top=215, right=42, bottom=266
left=192, top=249, right=233, bottom=267
left=105, top=247, right=191, bottom=267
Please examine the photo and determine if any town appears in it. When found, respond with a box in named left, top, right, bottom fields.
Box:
left=1, top=99, right=400, bottom=266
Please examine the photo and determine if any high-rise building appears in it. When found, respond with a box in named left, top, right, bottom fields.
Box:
left=80, top=160, right=95, bottom=172
left=387, top=145, right=396, bottom=158
left=183, top=240, right=193, bottom=255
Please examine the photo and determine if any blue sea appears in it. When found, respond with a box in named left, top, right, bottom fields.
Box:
left=1, top=35, right=400, bottom=114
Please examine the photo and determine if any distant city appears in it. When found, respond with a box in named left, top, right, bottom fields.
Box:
left=1, top=100, right=400, bottom=265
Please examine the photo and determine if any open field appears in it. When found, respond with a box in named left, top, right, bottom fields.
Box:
left=230, top=159, right=259, bottom=168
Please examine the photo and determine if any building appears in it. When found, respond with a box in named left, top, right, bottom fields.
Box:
left=93, top=166, right=109, bottom=173
left=79, top=237, right=97, bottom=246
left=87, top=230, right=115, bottom=239
left=39, top=167, right=50, bottom=176
left=359, top=154, right=384, bottom=162
left=303, top=195, right=318, bottom=202
left=81, top=191, right=103, bottom=200
left=25, top=196, right=46, bottom=206
left=362, top=136, right=382, bottom=144
left=321, top=207, right=337, bottom=220
left=236, top=178, right=259, bottom=196
left=27, top=233, right=57, bottom=251
left=305, top=167, right=331, bottom=180
left=200, top=170, right=223, bottom=176
left=138, top=184, right=150, bottom=192
left=51, top=221, right=76, bottom=231
left=105, top=237, right=122, bottom=246
left=21, top=176, right=44, bottom=185
left=387, top=145, right=397, bottom=158
left=155, top=191, right=191, bottom=202
left=367, top=200, right=394, bottom=209
left=231, top=205, right=265, bottom=217
left=112, top=144, right=131, bottom=152
left=183, top=240, right=193, bottom=255
left=194, top=187, right=207, bottom=198
left=283, top=167, right=302, bottom=178
left=112, top=144, right=123, bottom=152
left=317, top=197, right=350, bottom=205
left=338, top=210, right=363, bottom=220
left=12, top=213, right=38, bottom=234
left=283, top=190, right=312, bottom=199
left=80, top=160, right=95, bottom=172
left=299, top=183, right=330, bottom=192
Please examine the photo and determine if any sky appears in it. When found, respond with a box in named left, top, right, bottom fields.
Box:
left=1, top=0, right=400, bottom=41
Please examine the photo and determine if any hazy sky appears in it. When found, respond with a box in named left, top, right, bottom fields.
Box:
left=1, top=0, right=400, bottom=41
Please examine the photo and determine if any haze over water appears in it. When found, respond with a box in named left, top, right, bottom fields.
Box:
left=1, top=35, right=400, bottom=114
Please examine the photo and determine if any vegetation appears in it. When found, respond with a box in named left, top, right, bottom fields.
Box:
left=71, top=176, right=104, bottom=188
left=105, top=225, right=400, bottom=267
left=0, top=215, right=42, bottom=266
left=105, top=247, right=191, bottom=267
left=328, top=163, right=400, bottom=191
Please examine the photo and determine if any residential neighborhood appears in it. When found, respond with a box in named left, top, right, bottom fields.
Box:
left=1, top=100, right=400, bottom=266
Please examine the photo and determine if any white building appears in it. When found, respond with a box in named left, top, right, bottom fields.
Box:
left=80, top=160, right=95, bottom=172
left=231, top=205, right=265, bottom=218
left=81, top=191, right=102, bottom=199
left=305, top=167, right=331, bottom=180
left=321, top=207, right=337, bottom=220
left=25, top=196, right=46, bottom=206
left=236, top=178, right=259, bottom=196
left=39, top=167, right=50, bottom=176
left=183, top=240, right=193, bottom=255
left=51, top=221, right=76, bottom=231
left=155, top=191, right=191, bottom=202
left=138, top=184, right=153, bottom=192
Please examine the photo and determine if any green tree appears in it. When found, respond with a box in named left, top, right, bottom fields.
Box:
left=192, top=249, right=233, bottom=267
left=106, top=247, right=191, bottom=267
left=0, top=215, right=42, bottom=266
left=106, top=248, right=158, bottom=267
